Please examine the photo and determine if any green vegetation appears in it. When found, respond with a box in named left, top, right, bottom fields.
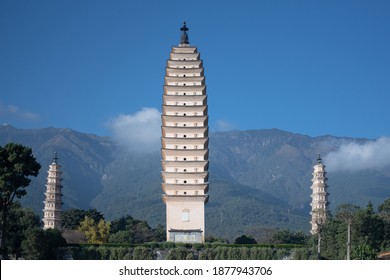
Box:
left=0, top=143, right=41, bottom=258
left=61, top=210, right=165, bottom=245
left=109, top=215, right=165, bottom=244
left=58, top=243, right=299, bottom=260
left=318, top=200, right=390, bottom=259
left=58, top=198, right=390, bottom=260
left=0, top=141, right=389, bottom=260
left=3, top=199, right=389, bottom=260
left=2, top=126, right=390, bottom=241
left=2, top=202, right=66, bottom=259
left=78, top=216, right=110, bottom=244
left=62, top=208, right=105, bottom=230
left=234, top=235, right=257, bottom=244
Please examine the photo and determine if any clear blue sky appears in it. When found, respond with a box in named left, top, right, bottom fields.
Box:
left=1, top=0, right=389, bottom=139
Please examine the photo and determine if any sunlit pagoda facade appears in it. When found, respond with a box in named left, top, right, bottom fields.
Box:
left=42, top=152, right=63, bottom=230
left=310, top=154, right=329, bottom=234
left=161, top=23, right=209, bottom=243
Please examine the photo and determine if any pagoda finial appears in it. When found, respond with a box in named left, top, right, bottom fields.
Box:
left=317, top=153, right=322, bottom=164
left=53, top=152, right=58, bottom=164
left=180, top=21, right=189, bottom=44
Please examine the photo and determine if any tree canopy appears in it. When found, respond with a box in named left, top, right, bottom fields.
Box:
left=109, top=215, right=165, bottom=244
left=0, top=143, right=41, bottom=257
left=78, top=216, right=110, bottom=244
left=320, top=200, right=390, bottom=259
left=234, top=235, right=257, bottom=245
left=62, top=208, right=105, bottom=230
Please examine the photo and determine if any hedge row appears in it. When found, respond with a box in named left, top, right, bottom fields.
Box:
left=57, top=245, right=298, bottom=260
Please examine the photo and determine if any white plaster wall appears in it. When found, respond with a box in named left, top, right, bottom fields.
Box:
left=166, top=200, right=205, bottom=232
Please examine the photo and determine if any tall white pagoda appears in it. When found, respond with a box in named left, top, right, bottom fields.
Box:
left=310, top=154, right=329, bottom=234
left=42, top=152, right=63, bottom=230
left=161, top=22, right=209, bottom=243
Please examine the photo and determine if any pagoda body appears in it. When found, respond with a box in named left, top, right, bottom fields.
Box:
left=161, top=23, right=209, bottom=243
left=42, top=153, right=63, bottom=230
left=310, top=154, right=329, bottom=234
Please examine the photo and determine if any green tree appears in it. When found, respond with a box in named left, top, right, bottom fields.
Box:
left=97, top=219, right=110, bottom=243
left=108, top=230, right=131, bottom=243
left=378, top=197, right=390, bottom=222
left=378, top=198, right=390, bottom=249
left=62, top=208, right=104, bottom=230
left=335, top=203, right=359, bottom=260
left=321, top=201, right=388, bottom=259
left=234, top=235, right=257, bottom=244
left=321, top=218, right=342, bottom=259
left=21, top=227, right=45, bottom=259
left=353, top=202, right=384, bottom=253
left=109, top=215, right=164, bottom=244
left=79, top=216, right=97, bottom=243
left=153, top=224, right=166, bottom=242
left=21, top=228, right=66, bottom=259
left=5, top=202, right=41, bottom=258
left=79, top=216, right=110, bottom=244
left=0, top=143, right=41, bottom=257
left=352, top=244, right=377, bottom=260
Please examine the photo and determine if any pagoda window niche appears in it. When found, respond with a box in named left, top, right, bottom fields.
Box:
left=181, top=209, right=190, bottom=222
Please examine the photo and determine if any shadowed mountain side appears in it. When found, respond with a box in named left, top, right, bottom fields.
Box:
left=209, top=129, right=390, bottom=209
left=90, top=151, right=307, bottom=240
left=91, top=150, right=163, bottom=225
left=0, top=125, right=113, bottom=211
left=206, top=174, right=309, bottom=241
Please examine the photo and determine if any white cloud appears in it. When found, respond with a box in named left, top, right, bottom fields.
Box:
left=214, top=119, right=236, bottom=132
left=107, top=107, right=161, bottom=153
left=0, top=102, right=40, bottom=121
left=323, top=137, right=390, bottom=172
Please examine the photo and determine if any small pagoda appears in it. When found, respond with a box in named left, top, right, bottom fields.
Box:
left=310, top=154, right=329, bottom=234
left=42, top=152, right=63, bottom=230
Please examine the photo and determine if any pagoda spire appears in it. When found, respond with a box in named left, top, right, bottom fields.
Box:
left=317, top=153, right=322, bottom=164
left=180, top=21, right=189, bottom=45
left=53, top=151, right=58, bottom=164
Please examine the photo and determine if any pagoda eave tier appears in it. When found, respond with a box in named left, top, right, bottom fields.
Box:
left=165, top=76, right=205, bottom=84
left=43, top=209, right=62, bottom=213
left=164, top=85, right=206, bottom=92
left=162, top=148, right=208, bottom=156
left=167, top=60, right=203, bottom=68
left=162, top=160, right=208, bottom=168
left=171, top=46, right=198, bottom=53
left=166, top=68, right=204, bottom=76
left=163, top=95, right=207, bottom=103
left=162, top=137, right=208, bottom=145
left=162, top=120, right=208, bottom=128
left=42, top=215, right=62, bottom=220
left=162, top=194, right=209, bottom=204
left=162, top=183, right=209, bottom=193
left=170, top=52, right=200, bottom=60
left=162, top=171, right=208, bottom=180
left=161, top=126, right=208, bottom=134
left=162, top=114, right=208, bottom=122
left=162, top=108, right=207, bottom=117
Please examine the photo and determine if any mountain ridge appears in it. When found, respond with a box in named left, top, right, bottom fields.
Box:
left=1, top=124, right=389, bottom=240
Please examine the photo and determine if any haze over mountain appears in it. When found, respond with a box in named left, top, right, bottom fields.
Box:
left=1, top=124, right=390, bottom=240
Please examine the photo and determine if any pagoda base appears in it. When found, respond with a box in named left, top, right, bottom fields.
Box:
left=168, top=229, right=203, bottom=243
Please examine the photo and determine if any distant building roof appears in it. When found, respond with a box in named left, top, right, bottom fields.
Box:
left=378, top=251, right=390, bottom=260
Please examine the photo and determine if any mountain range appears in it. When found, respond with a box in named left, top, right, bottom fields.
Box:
left=1, top=124, right=390, bottom=240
